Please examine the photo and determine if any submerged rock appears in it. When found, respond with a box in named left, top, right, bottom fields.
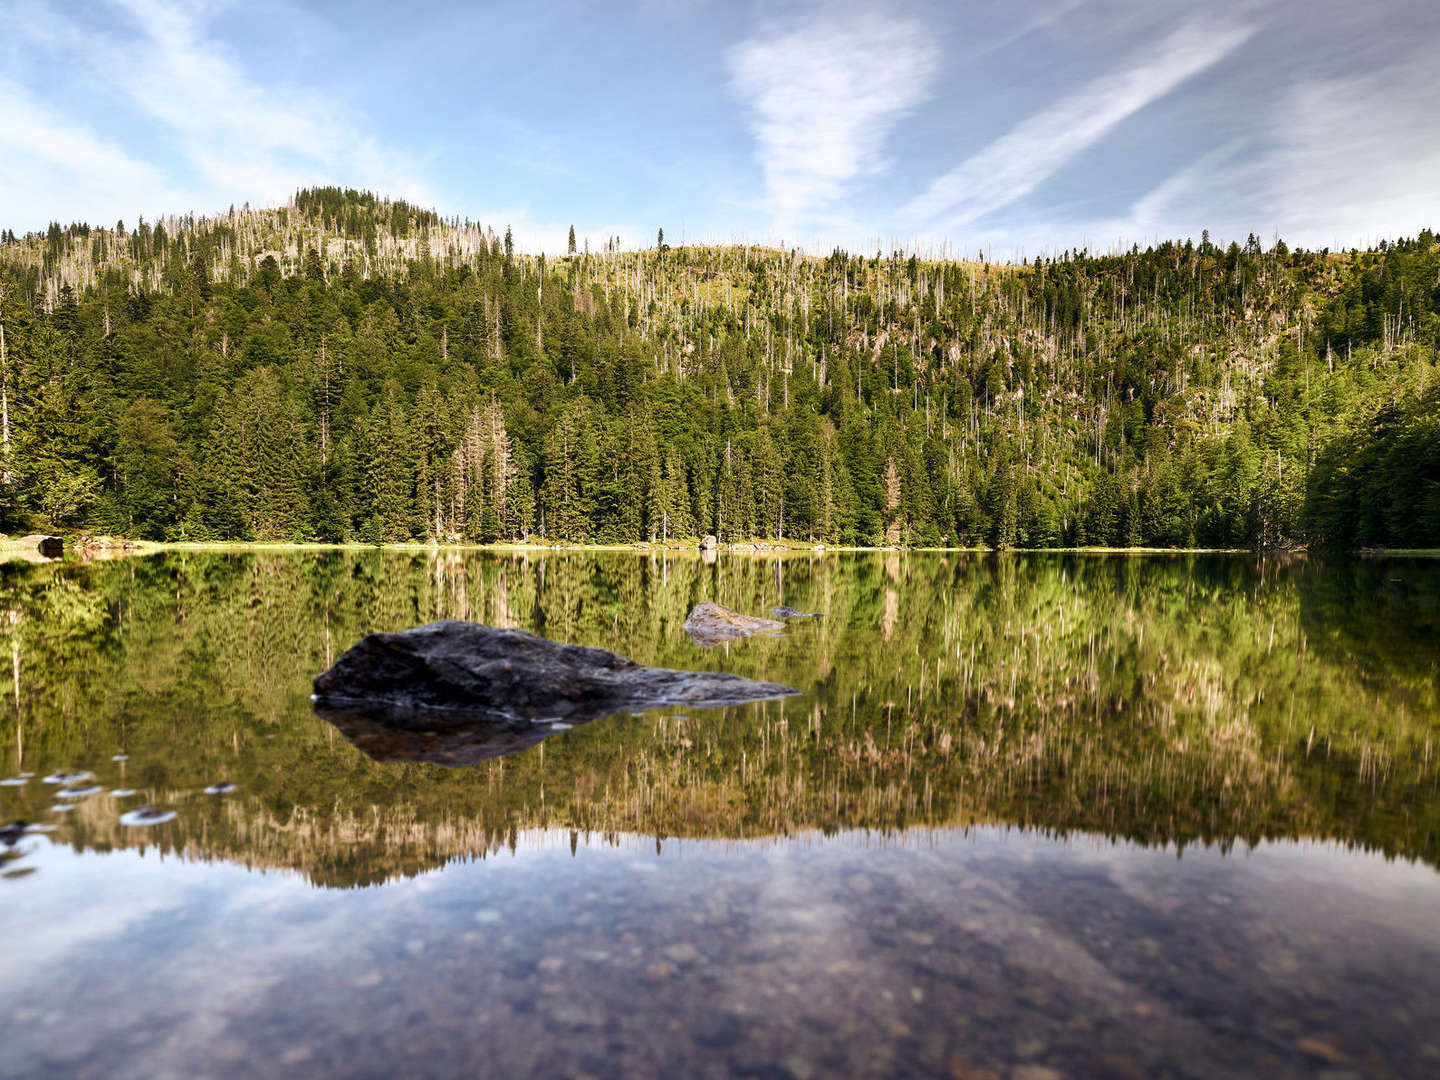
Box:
left=120, top=806, right=177, bottom=827
left=312, top=620, right=798, bottom=765
left=42, top=771, right=93, bottom=786
left=56, top=785, right=104, bottom=800
left=683, top=602, right=786, bottom=648
left=770, top=606, right=823, bottom=619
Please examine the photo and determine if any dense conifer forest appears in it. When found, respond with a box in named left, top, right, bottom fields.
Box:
left=1, top=187, right=1436, bottom=548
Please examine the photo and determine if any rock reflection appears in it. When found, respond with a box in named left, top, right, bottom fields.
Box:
left=314, top=702, right=584, bottom=766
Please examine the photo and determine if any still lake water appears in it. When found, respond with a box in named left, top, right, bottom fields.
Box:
left=1, top=549, right=1438, bottom=1079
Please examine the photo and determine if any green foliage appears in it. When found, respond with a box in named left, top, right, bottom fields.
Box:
left=2, top=190, right=1438, bottom=548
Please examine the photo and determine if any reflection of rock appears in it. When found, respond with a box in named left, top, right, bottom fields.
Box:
left=683, top=601, right=786, bottom=648
left=314, top=620, right=797, bottom=735
left=770, top=606, right=823, bottom=619
left=316, top=702, right=583, bottom=765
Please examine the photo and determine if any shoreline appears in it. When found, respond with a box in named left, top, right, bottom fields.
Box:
left=7, top=536, right=1439, bottom=562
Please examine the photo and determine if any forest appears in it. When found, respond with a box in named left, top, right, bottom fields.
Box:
left=1, top=187, right=1437, bottom=548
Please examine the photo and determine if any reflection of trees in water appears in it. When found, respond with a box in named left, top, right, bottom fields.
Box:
left=1, top=550, right=1438, bottom=887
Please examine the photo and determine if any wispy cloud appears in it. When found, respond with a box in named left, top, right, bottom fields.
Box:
left=1, top=0, right=427, bottom=228
left=904, top=16, right=1254, bottom=234
left=1025, top=49, right=1440, bottom=255
left=105, top=0, right=429, bottom=201
left=972, top=0, right=1086, bottom=60
left=1261, top=61, right=1440, bottom=247
left=728, top=7, right=939, bottom=238
left=0, top=78, right=192, bottom=227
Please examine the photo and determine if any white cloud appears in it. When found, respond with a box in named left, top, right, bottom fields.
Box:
left=0, top=79, right=193, bottom=227
left=1261, top=64, right=1440, bottom=248
left=728, top=8, right=939, bottom=239
left=0, top=0, right=429, bottom=229
left=105, top=0, right=429, bottom=201
left=1014, top=52, right=1440, bottom=256
left=904, top=16, right=1254, bottom=234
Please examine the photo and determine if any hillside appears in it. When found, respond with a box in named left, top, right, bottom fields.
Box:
left=1, top=187, right=1437, bottom=548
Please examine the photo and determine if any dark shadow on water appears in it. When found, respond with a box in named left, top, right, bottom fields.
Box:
left=315, top=702, right=589, bottom=766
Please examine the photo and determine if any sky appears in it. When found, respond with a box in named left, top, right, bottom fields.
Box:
left=2, top=0, right=1438, bottom=257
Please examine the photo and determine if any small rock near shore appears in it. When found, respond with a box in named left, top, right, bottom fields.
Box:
left=683, top=601, right=786, bottom=648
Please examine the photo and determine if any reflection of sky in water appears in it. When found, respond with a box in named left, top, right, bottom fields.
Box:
left=6, top=828, right=1440, bottom=1078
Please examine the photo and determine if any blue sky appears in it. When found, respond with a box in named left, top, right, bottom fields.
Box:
left=3, top=0, right=1438, bottom=255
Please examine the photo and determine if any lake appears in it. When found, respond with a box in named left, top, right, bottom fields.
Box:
left=2, top=549, right=1438, bottom=1078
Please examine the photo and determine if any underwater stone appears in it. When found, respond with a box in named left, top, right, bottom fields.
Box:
left=120, top=806, right=177, bottom=827
left=683, top=602, right=786, bottom=648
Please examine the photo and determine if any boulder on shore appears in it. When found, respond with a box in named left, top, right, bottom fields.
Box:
left=700, top=534, right=718, bottom=551
left=683, top=601, right=786, bottom=648
left=8, top=535, right=64, bottom=559
left=312, top=621, right=797, bottom=764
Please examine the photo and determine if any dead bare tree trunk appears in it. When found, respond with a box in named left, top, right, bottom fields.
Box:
left=0, top=289, right=11, bottom=487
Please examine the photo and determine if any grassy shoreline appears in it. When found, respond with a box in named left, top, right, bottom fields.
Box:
left=7, top=533, right=1439, bottom=562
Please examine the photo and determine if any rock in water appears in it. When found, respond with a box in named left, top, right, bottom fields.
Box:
left=312, top=621, right=797, bottom=765
left=770, top=606, right=823, bottom=619
left=683, top=602, right=786, bottom=648
left=700, top=534, right=718, bottom=551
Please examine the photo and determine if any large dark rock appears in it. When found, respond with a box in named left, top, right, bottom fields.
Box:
left=683, top=602, right=786, bottom=648
left=312, top=621, right=797, bottom=764
left=8, top=535, right=63, bottom=559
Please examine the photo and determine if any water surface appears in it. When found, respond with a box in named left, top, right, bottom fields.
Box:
left=2, top=551, right=1438, bottom=1078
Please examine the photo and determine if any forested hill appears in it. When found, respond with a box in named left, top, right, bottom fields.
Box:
left=1, top=187, right=1437, bottom=548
